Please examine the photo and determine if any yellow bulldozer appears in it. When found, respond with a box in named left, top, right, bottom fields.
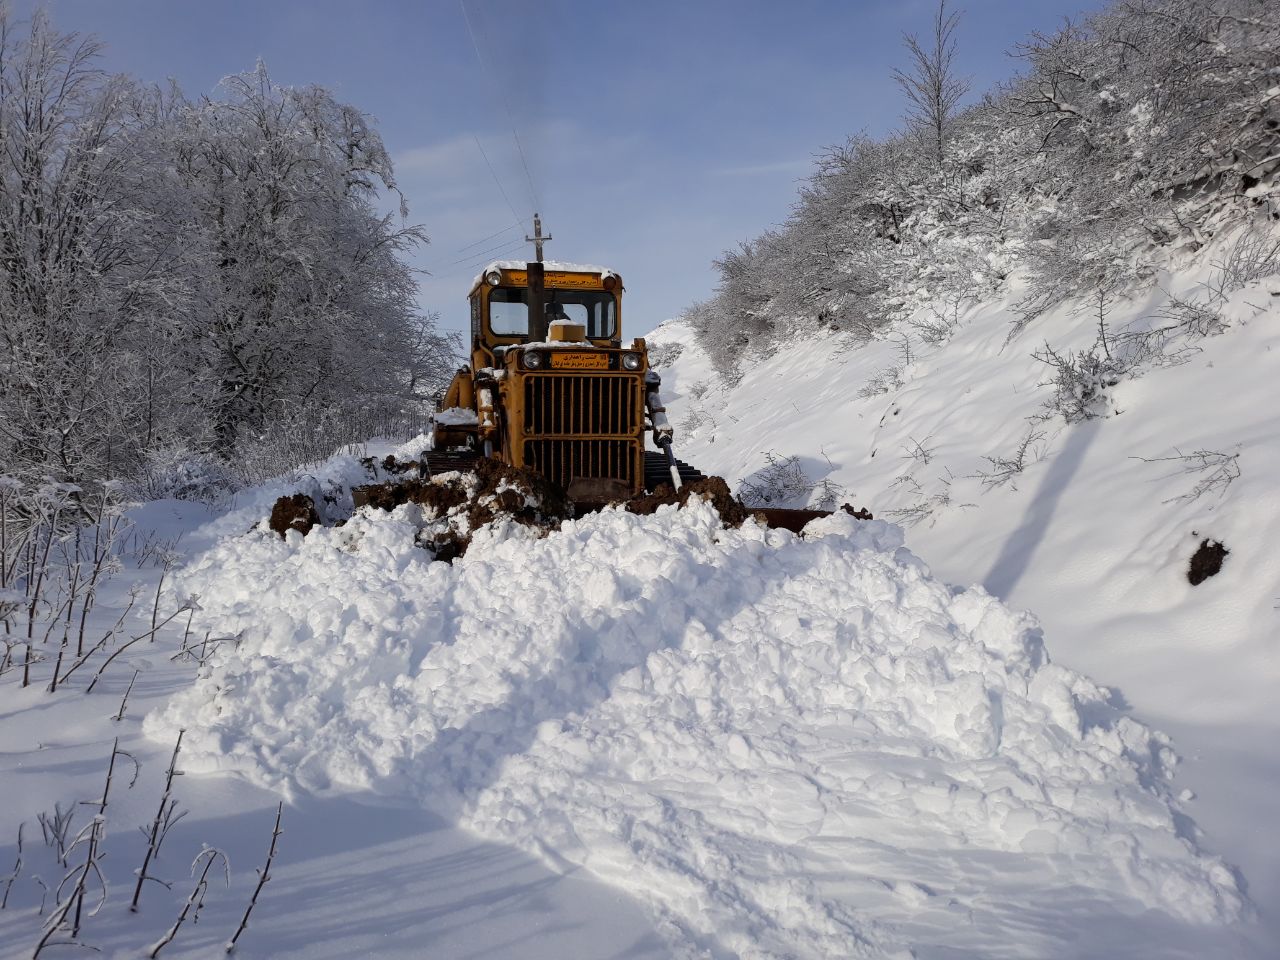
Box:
left=427, top=228, right=831, bottom=531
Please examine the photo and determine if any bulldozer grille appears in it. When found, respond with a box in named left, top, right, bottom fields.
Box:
left=523, top=375, right=639, bottom=436
left=523, top=439, right=636, bottom=490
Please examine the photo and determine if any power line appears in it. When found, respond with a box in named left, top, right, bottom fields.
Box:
left=453, top=221, right=521, bottom=255
left=471, top=133, right=524, bottom=229
left=448, top=234, right=527, bottom=267
left=426, top=238, right=529, bottom=284
left=460, top=0, right=542, bottom=215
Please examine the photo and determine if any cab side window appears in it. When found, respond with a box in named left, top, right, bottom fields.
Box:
left=489, top=288, right=530, bottom=336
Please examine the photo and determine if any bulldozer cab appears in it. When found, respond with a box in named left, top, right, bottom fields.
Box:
left=470, top=266, right=622, bottom=358
left=484, top=287, right=617, bottom=341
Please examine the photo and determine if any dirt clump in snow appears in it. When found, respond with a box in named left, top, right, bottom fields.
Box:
left=625, top=476, right=757, bottom=527
left=353, top=458, right=573, bottom=561
left=356, top=474, right=467, bottom=515
left=1188, top=538, right=1229, bottom=585
left=361, top=453, right=421, bottom=476
left=268, top=493, right=320, bottom=538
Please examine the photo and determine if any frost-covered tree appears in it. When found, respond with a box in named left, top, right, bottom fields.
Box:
left=893, top=0, right=970, bottom=167
left=0, top=6, right=453, bottom=489
left=159, top=64, right=446, bottom=451
left=684, top=0, right=1279, bottom=364
left=0, top=8, right=167, bottom=487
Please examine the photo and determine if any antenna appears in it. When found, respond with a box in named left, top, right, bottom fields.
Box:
left=526, top=214, right=552, bottom=263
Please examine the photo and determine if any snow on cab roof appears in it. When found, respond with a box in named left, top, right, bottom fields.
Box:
left=472, top=260, right=618, bottom=287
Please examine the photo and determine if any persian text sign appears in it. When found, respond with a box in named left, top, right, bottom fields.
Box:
left=550, top=352, right=609, bottom=370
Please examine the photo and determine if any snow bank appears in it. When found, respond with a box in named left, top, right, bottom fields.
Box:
left=205, top=433, right=432, bottom=538
left=147, top=494, right=1242, bottom=957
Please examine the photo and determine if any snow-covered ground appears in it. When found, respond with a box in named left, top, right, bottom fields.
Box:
left=2, top=224, right=1275, bottom=958
left=0, top=452, right=664, bottom=959
left=647, top=222, right=1280, bottom=955
left=1, top=412, right=1266, bottom=958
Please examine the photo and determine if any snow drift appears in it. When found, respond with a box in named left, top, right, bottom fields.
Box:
left=146, top=488, right=1242, bottom=958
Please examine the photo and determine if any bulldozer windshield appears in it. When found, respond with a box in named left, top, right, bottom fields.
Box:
left=489, top=287, right=617, bottom=340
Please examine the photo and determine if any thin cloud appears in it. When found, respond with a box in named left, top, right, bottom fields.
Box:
left=711, top=158, right=813, bottom=178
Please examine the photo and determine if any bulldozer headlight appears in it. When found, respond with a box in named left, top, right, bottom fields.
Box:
left=484, top=268, right=502, bottom=287
left=622, top=352, right=642, bottom=371
left=522, top=350, right=543, bottom=370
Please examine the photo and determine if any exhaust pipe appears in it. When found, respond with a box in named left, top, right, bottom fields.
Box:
left=527, top=260, right=547, bottom=343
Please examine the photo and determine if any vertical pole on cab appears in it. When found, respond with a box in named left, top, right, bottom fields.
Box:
left=526, top=214, right=550, bottom=343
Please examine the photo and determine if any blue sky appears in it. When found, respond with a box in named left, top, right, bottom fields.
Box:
left=19, top=0, right=1107, bottom=339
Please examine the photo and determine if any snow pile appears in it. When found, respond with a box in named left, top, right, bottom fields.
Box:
left=146, top=494, right=1243, bottom=957
left=205, top=433, right=433, bottom=538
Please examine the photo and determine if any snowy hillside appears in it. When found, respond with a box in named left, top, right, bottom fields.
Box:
left=648, top=222, right=1280, bottom=953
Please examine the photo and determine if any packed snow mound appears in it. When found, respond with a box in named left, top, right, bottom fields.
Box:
left=147, top=497, right=1243, bottom=958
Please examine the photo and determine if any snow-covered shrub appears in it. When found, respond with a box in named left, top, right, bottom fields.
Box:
left=810, top=476, right=847, bottom=510
left=1208, top=228, right=1280, bottom=299
left=130, top=445, right=238, bottom=503
left=885, top=470, right=971, bottom=527
left=738, top=453, right=815, bottom=507
left=974, top=428, right=1047, bottom=490
left=1032, top=342, right=1123, bottom=423
left=857, top=364, right=906, bottom=398
left=646, top=341, right=685, bottom=369
left=679, top=405, right=710, bottom=434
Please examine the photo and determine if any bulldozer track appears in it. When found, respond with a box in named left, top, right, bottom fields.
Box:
left=643, top=451, right=704, bottom=492
left=421, top=450, right=483, bottom=476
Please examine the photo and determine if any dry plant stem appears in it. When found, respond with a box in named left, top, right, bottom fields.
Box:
left=35, top=817, right=106, bottom=957
left=38, top=804, right=75, bottom=868
left=39, top=590, right=76, bottom=691
left=83, top=738, right=139, bottom=817
left=86, top=604, right=189, bottom=694
left=0, top=482, right=11, bottom=600
left=149, top=561, right=170, bottom=643
left=76, top=499, right=122, bottom=657
left=57, top=593, right=137, bottom=688
left=148, top=849, right=229, bottom=959
left=0, top=822, right=22, bottom=909
left=113, top=670, right=139, bottom=721
left=132, top=730, right=185, bottom=912
left=178, top=608, right=194, bottom=659
left=24, top=500, right=65, bottom=688
left=225, top=802, right=283, bottom=954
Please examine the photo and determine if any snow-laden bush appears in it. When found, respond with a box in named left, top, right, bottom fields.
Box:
left=1032, top=342, right=1123, bottom=423
left=130, top=445, right=239, bottom=503
left=738, top=452, right=815, bottom=507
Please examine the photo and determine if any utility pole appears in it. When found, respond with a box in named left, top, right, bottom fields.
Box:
left=526, top=213, right=551, bottom=263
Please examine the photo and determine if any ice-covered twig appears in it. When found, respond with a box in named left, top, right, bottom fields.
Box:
left=38, top=804, right=75, bottom=868
left=86, top=603, right=190, bottom=694
left=35, top=816, right=106, bottom=956
left=225, top=802, right=283, bottom=954
left=131, top=731, right=185, bottom=912
left=112, top=670, right=139, bottom=721
left=1132, top=448, right=1242, bottom=503
left=81, top=738, right=139, bottom=817
left=148, top=847, right=229, bottom=958
left=0, top=822, right=22, bottom=909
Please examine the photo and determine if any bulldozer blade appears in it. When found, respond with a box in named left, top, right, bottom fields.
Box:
left=752, top=507, right=834, bottom=533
